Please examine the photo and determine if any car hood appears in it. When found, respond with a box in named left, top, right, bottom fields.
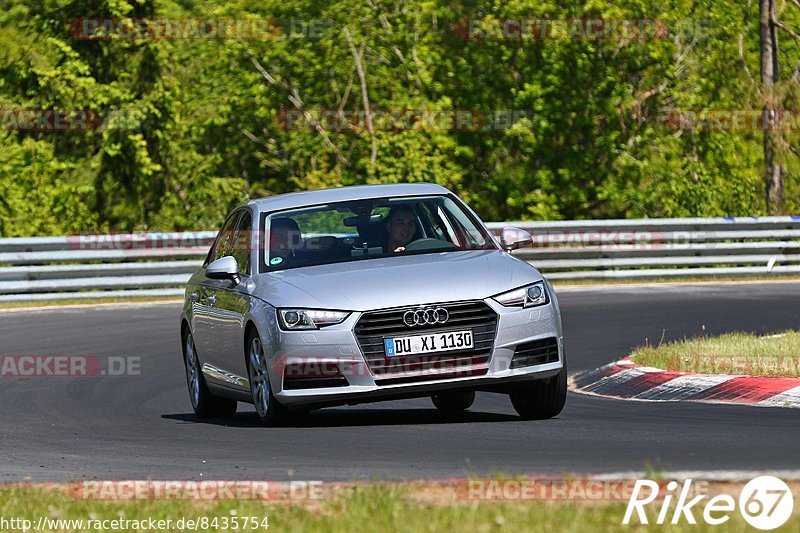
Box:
left=252, top=250, right=541, bottom=311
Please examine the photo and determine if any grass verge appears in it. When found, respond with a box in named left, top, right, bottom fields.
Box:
left=1, top=482, right=797, bottom=532
left=0, top=296, right=182, bottom=310
left=632, top=330, right=800, bottom=378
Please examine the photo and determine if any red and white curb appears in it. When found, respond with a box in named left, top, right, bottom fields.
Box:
left=569, top=357, right=800, bottom=408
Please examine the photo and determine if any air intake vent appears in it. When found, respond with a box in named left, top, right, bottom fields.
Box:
left=510, top=337, right=559, bottom=369
left=283, top=363, right=349, bottom=390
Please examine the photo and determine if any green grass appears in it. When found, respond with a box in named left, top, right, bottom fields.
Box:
left=632, top=330, right=800, bottom=378
left=0, top=296, right=182, bottom=310
left=0, top=484, right=795, bottom=532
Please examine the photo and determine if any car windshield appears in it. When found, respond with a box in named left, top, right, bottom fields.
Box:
left=262, top=194, right=497, bottom=271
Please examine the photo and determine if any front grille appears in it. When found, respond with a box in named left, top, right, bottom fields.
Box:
left=354, top=301, right=498, bottom=382
left=510, top=337, right=559, bottom=369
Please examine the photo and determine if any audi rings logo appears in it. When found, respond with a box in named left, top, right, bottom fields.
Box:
left=403, top=307, right=450, bottom=327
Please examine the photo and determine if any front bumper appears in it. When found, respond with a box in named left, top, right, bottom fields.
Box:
left=265, top=298, right=564, bottom=407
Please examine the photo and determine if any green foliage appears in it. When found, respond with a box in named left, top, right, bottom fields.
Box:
left=0, top=0, right=798, bottom=235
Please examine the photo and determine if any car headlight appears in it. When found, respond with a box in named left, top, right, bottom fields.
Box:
left=492, top=281, right=549, bottom=308
left=277, top=309, right=351, bottom=330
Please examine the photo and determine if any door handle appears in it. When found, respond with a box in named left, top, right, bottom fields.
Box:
left=208, top=294, right=217, bottom=306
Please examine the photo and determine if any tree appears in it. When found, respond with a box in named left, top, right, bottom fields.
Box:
left=761, top=0, right=782, bottom=213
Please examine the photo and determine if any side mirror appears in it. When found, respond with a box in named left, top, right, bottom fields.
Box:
left=206, top=256, right=240, bottom=283
left=501, top=227, right=533, bottom=252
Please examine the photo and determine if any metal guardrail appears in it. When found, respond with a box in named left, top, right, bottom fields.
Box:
left=0, top=217, right=798, bottom=301
left=487, top=216, right=800, bottom=280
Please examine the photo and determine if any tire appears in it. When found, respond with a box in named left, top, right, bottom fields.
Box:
left=431, top=390, right=476, bottom=412
left=246, top=330, right=289, bottom=426
left=509, top=365, right=567, bottom=420
left=183, top=331, right=238, bottom=419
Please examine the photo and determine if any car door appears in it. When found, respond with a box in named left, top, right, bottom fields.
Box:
left=192, top=211, right=242, bottom=372
left=210, top=209, right=254, bottom=388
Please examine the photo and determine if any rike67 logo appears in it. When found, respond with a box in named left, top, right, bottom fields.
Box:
left=624, top=476, right=794, bottom=529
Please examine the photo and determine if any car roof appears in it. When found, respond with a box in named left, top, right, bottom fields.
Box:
left=243, top=183, right=452, bottom=213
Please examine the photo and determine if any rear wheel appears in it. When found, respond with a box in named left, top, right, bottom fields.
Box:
left=431, top=390, right=475, bottom=412
left=509, top=365, right=567, bottom=420
left=247, top=331, right=289, bottom=426
left=183, top=331, right=237, bottom=419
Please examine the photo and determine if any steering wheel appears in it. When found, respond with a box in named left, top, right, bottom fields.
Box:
left=402, top=238, right=458, bottom=252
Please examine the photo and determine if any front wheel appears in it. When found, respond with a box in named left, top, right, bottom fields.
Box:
left=431, top=390, right=475, bottom=412
left=247, top=331, right=289, bottom=426
left=509, top=365, right=567, bottom=420
left=184, top=331, right=237, bottom=419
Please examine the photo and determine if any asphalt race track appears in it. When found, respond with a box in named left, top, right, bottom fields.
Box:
left=1, top=282, right=799, bottom=482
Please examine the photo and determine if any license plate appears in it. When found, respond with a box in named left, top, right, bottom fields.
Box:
left=384, top=330, right=473, bottom=357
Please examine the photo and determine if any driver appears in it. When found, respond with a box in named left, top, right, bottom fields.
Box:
left=269, top=218, right=302, bottom=265
left=384, top=205, right=417, bottom=253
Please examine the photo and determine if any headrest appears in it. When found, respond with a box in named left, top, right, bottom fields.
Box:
left=271, top=217, right=300, bottom=234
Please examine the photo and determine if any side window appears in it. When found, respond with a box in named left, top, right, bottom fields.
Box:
left=231, top=211, right=252, bottom=275
left=205, top=212, right=241, bottom=266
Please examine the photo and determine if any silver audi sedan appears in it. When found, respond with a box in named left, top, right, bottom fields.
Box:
left=180, top=183, right=565, bottom=425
